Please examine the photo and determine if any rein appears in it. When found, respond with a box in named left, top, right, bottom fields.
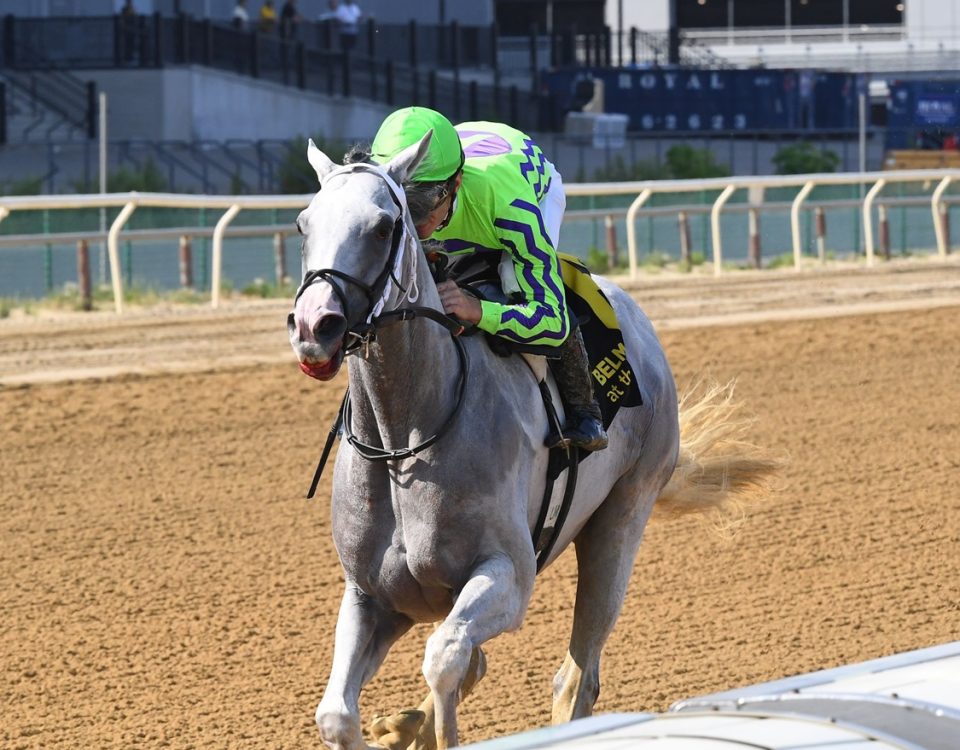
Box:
left=302, top=163, right=469, bottom=498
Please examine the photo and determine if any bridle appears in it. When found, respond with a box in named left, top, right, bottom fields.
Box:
left=297, top=163, right=470, bottom=497
left=294, top=163, right=409, bottom=355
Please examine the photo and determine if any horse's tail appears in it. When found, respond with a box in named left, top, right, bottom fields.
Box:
left=653, top=380, right=782, bottom=527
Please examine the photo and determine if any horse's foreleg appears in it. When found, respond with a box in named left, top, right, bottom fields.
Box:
left=317, top=584, right=414, bottom=750
left=423, top=555, right=532, bottom=749
left=414, top=646, right=487, bottom=750
left=552, top=476, right=660, bottom=724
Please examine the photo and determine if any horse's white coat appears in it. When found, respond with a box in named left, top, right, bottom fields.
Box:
left=290, top=135, right=682, bottom=750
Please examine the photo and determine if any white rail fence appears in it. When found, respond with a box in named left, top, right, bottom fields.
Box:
left=0, top=168, right=957, bottom=314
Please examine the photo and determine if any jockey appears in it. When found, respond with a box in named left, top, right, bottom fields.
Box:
left=367, top=106, right=608, bottom=452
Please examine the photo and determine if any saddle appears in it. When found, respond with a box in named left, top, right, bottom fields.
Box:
left=440, top=250, right=643, bottom=427
left=436, top=250, right=644, bottom=571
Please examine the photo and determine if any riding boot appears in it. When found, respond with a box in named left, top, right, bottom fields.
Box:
left=546, top=328, right=609, bottom=452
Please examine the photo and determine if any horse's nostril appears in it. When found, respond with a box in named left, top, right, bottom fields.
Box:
left=314, top=316, right=342, bottom=339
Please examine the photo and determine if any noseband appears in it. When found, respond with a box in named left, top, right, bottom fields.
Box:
left=298, top=163, right=470, bottom=497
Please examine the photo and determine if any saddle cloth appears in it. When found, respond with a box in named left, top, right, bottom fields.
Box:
left=556, top=253, right=643, bottom=427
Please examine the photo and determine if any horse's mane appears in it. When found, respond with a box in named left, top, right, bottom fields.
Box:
left=342, top=142, right=454, bottom=227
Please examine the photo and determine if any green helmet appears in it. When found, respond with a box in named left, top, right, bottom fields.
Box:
left=371, top=107, right=464, bottom=182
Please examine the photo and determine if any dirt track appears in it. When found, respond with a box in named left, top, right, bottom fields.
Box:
left=2, top=259, right=959, bottom=748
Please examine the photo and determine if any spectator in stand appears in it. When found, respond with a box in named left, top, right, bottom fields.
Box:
left=279, top=0, right=302, bottom=38
left=119, top=0, right=138, bottom=64
left=317, top=0, right=338, bottom=21
left=259, top=0, right=277, bottom=33
left=335, top=0, right=362, bottom=53
left=232, top=0, right=249, bottom=31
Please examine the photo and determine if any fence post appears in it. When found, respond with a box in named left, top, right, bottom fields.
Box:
left=153, top=11, right=163, bottom=67
left=411, top=67, right=419, bottom=105
left=748, top=207, right=761, bottom=268
left=320, top=19, right=333, bottom=50
left=179, top=235, right=193, bottom=288
left=137, top=14, right=149, bottom=68
left=366, top=17, right=375, bottom=58
left=879, top=204, right=891, bottom=260
left=201, top=18, right=212, bottom=66
left=451, top=19, right=460, bottom=77
left=0, top=82, right=6, bottom=146
left=528, top=23, right=538, bottom=86
left=428, top=69, right=437, bottom=110
left=86, top=82, right=97, bottom=139
left=409, top=19, right=418, bottom=68
left=604, top=214, right=618, bottom=269
left=251, top=31, right=260, bottom=78
left=468, top=80, right=478, bottom=120
left=342, top=51, right=351, bottom=97
left=176, top=12, right=188, bottom=63
left=385, top=59, right=394, bottom=106
left=295, top=41, right=305, bottom=88
left=815, top=206, right=826, bottom=263
left=77, top=240, right=92, bottom=311
left=2, top=15, right=14, bottom=68
left=274, top=232, right=286, bottom=285
left=113, top=13, right=122, bottom=66
left=453, top=72, right=461, bottom=120
left=678, top=211, right=691, bottom=265
left=940, top=204, right=951, bottom=255
left=490, top=22, right=499, bottom=75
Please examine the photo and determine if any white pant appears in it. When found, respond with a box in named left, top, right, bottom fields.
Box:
left=500, top=159, right=566, bottom=296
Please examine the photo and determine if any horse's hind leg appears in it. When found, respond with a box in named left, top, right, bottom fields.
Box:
left=317, top=584, right=415, bottom=750
left=552, top=472, right=663, bottom=723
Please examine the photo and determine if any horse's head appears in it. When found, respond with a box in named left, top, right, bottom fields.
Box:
left=288, top=132, right=432, bottom=380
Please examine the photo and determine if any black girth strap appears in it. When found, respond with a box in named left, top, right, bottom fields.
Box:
left=532, top=380, right=581, bottom=572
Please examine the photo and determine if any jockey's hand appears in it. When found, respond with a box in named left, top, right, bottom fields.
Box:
left=437, top=280, right=482, bottom=324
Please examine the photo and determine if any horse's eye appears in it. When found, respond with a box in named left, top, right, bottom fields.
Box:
left=295, top=219, right=304, bottom=236
left=375, top=222, right=392, bottom=241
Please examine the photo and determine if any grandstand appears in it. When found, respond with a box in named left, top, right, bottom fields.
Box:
left=613, top=0, right=960, bottom=73
left=1, top=1, right=960, bottom=192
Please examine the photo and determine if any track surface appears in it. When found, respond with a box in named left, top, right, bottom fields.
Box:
left=2, top=259, right=959, bottom=748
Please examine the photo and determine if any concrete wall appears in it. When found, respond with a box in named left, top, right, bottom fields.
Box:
left=78, top=66, right=392, bottom=142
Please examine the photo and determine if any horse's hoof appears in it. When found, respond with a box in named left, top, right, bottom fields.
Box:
left=369, top=709, right=426, bottom=750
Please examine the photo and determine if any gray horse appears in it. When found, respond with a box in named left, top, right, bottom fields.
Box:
left=288, top=134, right=776, bottom=750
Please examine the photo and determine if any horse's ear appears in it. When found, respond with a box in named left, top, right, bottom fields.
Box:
left=307, top=138, right=338, bottom=184
left=383, top=130, right=433, bottom=185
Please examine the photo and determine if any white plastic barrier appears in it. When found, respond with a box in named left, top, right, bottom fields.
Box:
left=565, top=168, right=960, bottom=278
left=1, top=168, right=958, bottom=314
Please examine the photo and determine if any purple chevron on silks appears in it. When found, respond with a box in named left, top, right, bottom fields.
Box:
left=492, top=200, right=569, bottom=343
left=518, top=138, right=548, bottom=200
left=457, top=130, right=512, bottom=158
left=441, top=238, right=502, bottom=256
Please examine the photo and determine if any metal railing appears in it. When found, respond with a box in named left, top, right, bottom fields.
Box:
left=1, top=168, right=957, bottom=314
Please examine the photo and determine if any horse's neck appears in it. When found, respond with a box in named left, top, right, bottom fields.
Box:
left=347, top=247, right=459, bottom=448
